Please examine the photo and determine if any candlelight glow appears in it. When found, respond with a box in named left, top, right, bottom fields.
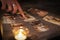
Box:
left=12, top=26, right=29, bottom=40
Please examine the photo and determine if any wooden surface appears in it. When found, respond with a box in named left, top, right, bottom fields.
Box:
left=1, top=12, right=60, bottom=40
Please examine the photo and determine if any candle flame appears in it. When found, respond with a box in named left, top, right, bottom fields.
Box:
left=13, top=27, right=29, bottom=40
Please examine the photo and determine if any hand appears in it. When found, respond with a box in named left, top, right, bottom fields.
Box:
left=0, top=0, right=27, bottom=19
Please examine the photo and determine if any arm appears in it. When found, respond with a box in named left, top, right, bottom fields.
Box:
left=0, top=0, right=27, bottom=19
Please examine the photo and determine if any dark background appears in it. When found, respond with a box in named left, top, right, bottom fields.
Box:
left=19, top=0, right=60, bottom=15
